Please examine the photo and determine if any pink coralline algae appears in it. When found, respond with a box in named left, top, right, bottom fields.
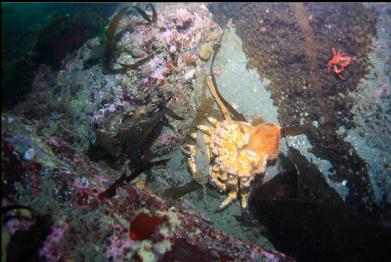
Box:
left=192, top=13, right=204, bottom=30
left=94, top=175, right=109, bottom=184
left=39, top=223, right=69, bottom=262
left=5, top=218, right=33, bottom=235
left=73, top=176, right=90, bottom=189
left=181, top=33, right=191, bottom=43
left=373, top=84, right=390, bottom=100
left=160, top=133, right=176, bottom=145
left=200, top=3, right=208, bottom=12
left=157, top=29, right=174, bottom=45
left=169, top=45, right=177, bottom=54
left=133, top=26, right=146, bottom=48
left=106, top=229, right=135, bottom=259
left=213, top=68, right=221, bottom=76
left=47, top=136, right=62, bottom=147
left=148, top=57, right=165, bottom=81
left=148, top=57, right=164, bottom=71
left=108, top=104, right=116, bottom=113
left=151, top=67, right=165, bottom=81
left=176, top=8, right=194, bottom=27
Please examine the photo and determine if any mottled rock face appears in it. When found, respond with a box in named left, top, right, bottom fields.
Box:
left=1, top=111, right=290, bottom=261
left=1, top=3, right=293, bottom=261
left=4, top=2, right=390, bottom=262
left=209, top=2, right=383, bottom=218
left=160, top=238, right=216, bottom=262
left=210, top=2, right=377, bottom=128
left=209, top=2, right=391, bottom=261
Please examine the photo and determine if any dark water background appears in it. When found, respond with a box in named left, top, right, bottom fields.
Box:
left=2, top=3, right=119, bottom=108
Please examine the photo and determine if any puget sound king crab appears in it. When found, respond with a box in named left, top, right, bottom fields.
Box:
left=182, top=77, right=281, bottom=211
left=326, top=48, right=354, bottom=80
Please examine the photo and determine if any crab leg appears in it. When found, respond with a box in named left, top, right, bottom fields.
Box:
left=206, top=116, right=219, bottom=126
left=218, top=190, right=238, bottom=210
left=182, top=144, right=196, bottom=156
left=210, top=171, right=228, bottom=192
left=197, top=124, right=212, bottom=134
left=238, top=176, right=252, bottom=209
left=187, top=159, right=197, bottom=176
left=239, top=191, right=249, bottom=209
left=189, top=132, right=210, bottom=144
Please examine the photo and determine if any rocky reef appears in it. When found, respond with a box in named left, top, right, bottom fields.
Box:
left=210, top=2, right=389, bottom=223
left=1, top=3, right=291, bottom=261
left=2, top=2, right=391, bottom=261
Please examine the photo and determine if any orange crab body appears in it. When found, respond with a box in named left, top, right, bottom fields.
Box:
left=326, top=48, right=354, bottom=80
left=183, top=119, right=281, bottom=210
left=182, top=76, right=281, bottom=210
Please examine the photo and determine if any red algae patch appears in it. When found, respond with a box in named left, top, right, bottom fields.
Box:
left=129, top=213, right=166, bottom=241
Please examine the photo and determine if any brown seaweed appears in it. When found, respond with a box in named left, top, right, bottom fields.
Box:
left=100, top=101, right=176, bottom=200
left=104, top=6, right=130, bottom=72
left=166, top=108, right=185, bottom=121
left=88, top=95, right=182, bottom=171
left=133, top=3, right=157, bottom=24
left=161, top=180, right=202, bottom=201
left=282, top=123, right=315, bottom=137
left=150, top=3, right=158, bottom=24
left=118, top=105, right=169, bottom=165
left=186, top=72, right=219, bottom=135
left=94, top=129, right=122, bottom=158
left=291, top=3, right=334, bottom=127
left=206, top=77, right=232, bottom=121
left=188, top=97, right=216, bottom=137
left=119, top=96, right=183, bottom=165
left=209, top=33, right=247, bottom=122
left=99, top=4, right=157, bottom=73
left=307, top=146, right=344, bottom=165
left=99, top=158, right=170, bottom=199
left=118, top=53, right=154, bottom=72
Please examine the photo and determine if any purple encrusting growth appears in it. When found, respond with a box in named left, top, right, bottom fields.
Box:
left=5, top=218, right=33, bottom=235
left=38, top=223, right=69, bottom=262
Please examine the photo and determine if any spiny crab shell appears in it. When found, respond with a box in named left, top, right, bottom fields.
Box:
left=182, top=117, right=281, bottom=210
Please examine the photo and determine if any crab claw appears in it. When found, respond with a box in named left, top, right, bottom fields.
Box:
left=333, top=65, right=344, bottom=74
left=326, top=64, right=332, bottom=73
left=217, top=190, right=238, bottom=211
